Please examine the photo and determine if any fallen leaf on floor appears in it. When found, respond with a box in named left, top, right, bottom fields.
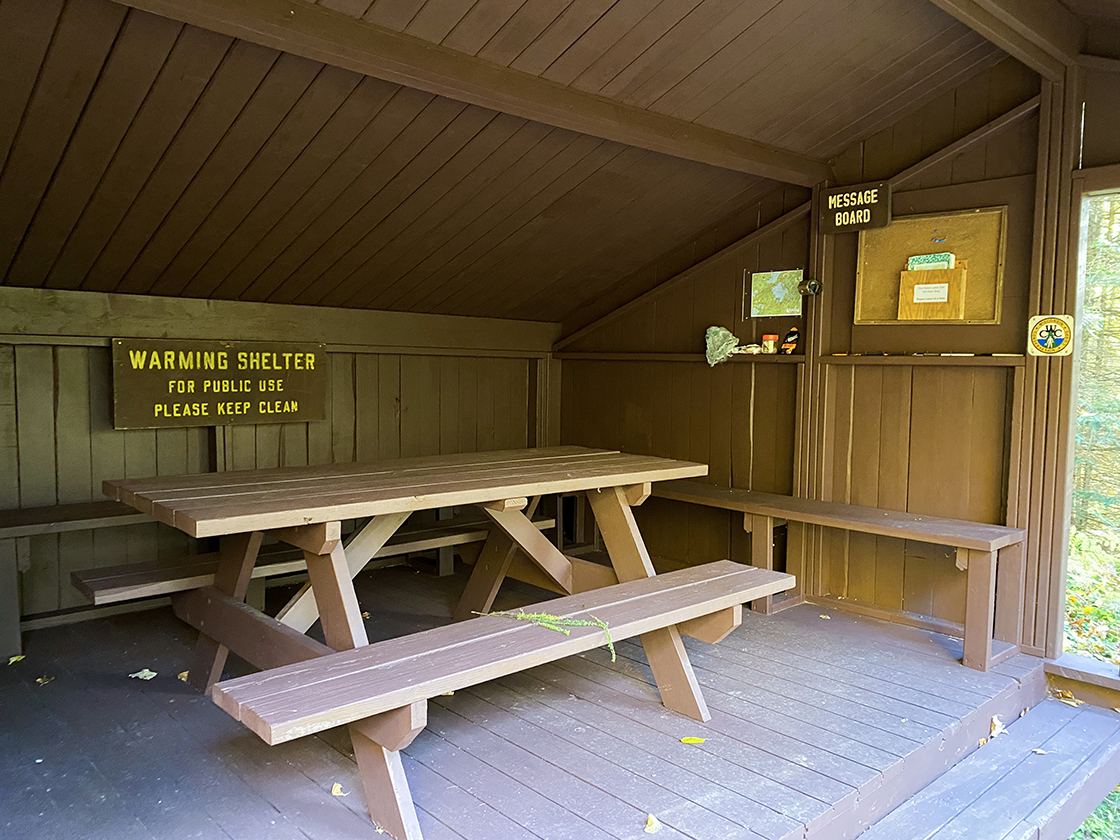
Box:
left=441, top=691, right=454, bottom=696
left=989, top=715, right=1007, bottom=739
left=1032, top=748, right=1052, bottom=755
left=680, top=737, right=706, bottom=744
left=128, top=669, right=157, bottom=681
left=1052, top=688, right=1083, bottom=707
left=1020, top=707, right=1029, bottom=717
left=900, top=718, right=908, bottom=723
left=331, top=783, right=349, bottom=797
left=35, top=676, right=54, bottom=686
left=8, top=655, right=24, bottom=665
left=178, top=671, right=189, bottom=682
left=362, top=611, right=370, bottom=619
left=978, top=737, right=987, bottom=746
left=644, top=814, right=662, bottom=834
left=819, top=614, right=831, bottom=620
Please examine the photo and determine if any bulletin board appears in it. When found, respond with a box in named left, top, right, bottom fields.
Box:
left=853, top=206, right=1007, bottom=324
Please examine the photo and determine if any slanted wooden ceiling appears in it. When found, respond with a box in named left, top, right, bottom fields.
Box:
left=0, top=0, right=1012, bottom=325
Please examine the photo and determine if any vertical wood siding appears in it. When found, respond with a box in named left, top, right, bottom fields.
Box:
left=2, top=343, right=534, bottom=616
left=562, top=59, right=1041, bottom=632
left=562, top=358, right=798, bottom=572
left=819, top=363, right=1013, bottom=626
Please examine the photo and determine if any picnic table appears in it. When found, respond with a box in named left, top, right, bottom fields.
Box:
left=103, top=446, right=795, bottom=838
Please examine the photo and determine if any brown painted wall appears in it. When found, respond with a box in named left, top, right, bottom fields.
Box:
left=1082, top=67, right=1120, bottom=169
left=562, top=59, right=1043, bottom=633
left=1, top=292, right=550, bottom=618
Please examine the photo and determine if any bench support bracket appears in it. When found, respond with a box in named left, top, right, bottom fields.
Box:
left=679, top=604, right=742, bottom=644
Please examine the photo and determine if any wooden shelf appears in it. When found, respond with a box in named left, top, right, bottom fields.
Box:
left=555, top=352, right=805, bottom=363
left=823, top=354, right=1024, bottom=367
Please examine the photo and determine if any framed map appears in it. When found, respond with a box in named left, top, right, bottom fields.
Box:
left=747, top=269, right=803, bottom=318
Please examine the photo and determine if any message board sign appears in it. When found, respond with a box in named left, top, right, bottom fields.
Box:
left=819, top=181, right=891, bottom=234
left=112, top=339, right=328, bottom=429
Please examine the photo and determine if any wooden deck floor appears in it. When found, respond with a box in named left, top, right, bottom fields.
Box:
left=0, top=563, right=1046, bottom=840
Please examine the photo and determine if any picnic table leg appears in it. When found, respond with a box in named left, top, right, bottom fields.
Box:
left=277, top=512, right=410, bottom=634
left=188, top=531, right=263, bottom=693
left=303, top=541, right=370, bottom=651
left=453, top=497, right=544, bottom=621
left=587, top=486, right=711, bottom=722
left=349, top=702, right=427, bottom=840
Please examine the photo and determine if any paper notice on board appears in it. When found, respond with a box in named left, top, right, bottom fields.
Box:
left=913, top=283, right=949, bottom=303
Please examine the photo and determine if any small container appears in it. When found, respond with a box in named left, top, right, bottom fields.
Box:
left=761, top=334, right=779, bottom=354
left=781, top=327, right=800, bottom=355
left=743, top=344, right=762, bottom=355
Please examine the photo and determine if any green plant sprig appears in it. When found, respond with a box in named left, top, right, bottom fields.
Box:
left=480, top=609, right=616, bottom=662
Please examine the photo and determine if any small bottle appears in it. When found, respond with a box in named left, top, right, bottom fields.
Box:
left=761, top=334, right=779, bottom=354
left=781, top=327, right=800, bottom=355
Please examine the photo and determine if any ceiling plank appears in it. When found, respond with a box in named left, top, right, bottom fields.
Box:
left=108, top=0, right=832, bottom=186
left=928, top=0, right=1084, bottom=80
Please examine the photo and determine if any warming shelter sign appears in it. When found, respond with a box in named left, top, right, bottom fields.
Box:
left=112, top=339, right=328, bottom=429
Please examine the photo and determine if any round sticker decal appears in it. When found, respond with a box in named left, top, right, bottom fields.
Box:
left=1027, top=315, right=1074, bottom=357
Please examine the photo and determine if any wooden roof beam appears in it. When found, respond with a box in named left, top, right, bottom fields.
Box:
left=109, top=0, right=832, bottom=187
left=929, top=0, right=1085, bottom=80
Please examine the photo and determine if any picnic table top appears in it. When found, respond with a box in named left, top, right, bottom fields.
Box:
left=103, top=446, right=708, bottom=538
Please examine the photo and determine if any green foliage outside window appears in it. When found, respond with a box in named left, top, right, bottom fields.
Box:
left=1069, top=193, right=1120, bottom=664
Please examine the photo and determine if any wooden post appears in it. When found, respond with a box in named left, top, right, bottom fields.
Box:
left=587, top=485, right=711, bottom=722
left=188, top=531, right=263, bottom=692
left=963, top=548, right=997, bottom=671
left=0, top=539, right=20, bottom=658
left=748, top=513, right=776, bottom=614
left=994, top=543, right=1026, bottom=647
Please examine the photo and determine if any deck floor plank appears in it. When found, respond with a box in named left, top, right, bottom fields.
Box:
left=456, top=681, right=767, bottom=839
left=497, top=665, right=819, bottom=835
left=0, top=561, right=1051, bottom=840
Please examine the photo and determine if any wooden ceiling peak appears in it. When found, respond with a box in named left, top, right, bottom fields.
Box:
left=108, top=0, right=834, bottom=186
left=928, top=0, right=1086, bottom=79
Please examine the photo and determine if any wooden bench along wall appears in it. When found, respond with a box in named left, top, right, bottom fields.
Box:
left=210, top=560, right=795, bottom=840
left=0, top=501, right=155, bottom=656
left=651, top=479, right=1026, bottom=672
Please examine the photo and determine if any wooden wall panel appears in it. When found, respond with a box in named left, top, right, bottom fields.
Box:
left=816, top=363, right=1013, bottom=627
left=2, top=329, right=539, bottom=620
left=562, top=358, right=799, bottom=568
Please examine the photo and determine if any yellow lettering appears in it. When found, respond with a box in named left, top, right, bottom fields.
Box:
left=129, top=350, right=148, bottom=369
left=164, top=351, right=175, bottom=369
left=218, top=352, right=228, bottom=370
left=149, top=353, right=162, bottom=370
left=304, top=353, right=315, bottom=370
left=178, top=351, right=194, bottom=370
left=237, top=351, right=248, bottom=370
left=283, top=352, right=293, bottom=369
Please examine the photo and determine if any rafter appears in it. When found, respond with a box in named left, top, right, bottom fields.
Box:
left=929, top=0, right=1085, bottom=80
left=109, top=0, right=832, bottom=187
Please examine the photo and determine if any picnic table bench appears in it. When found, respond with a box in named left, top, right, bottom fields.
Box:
left=212, top=559, right=793, bottom=839
left=71, top=510, right=557, bottom=606
left=651, top=479, right=1025, bottom=671
left=101, top=447, right=795, bottom=838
